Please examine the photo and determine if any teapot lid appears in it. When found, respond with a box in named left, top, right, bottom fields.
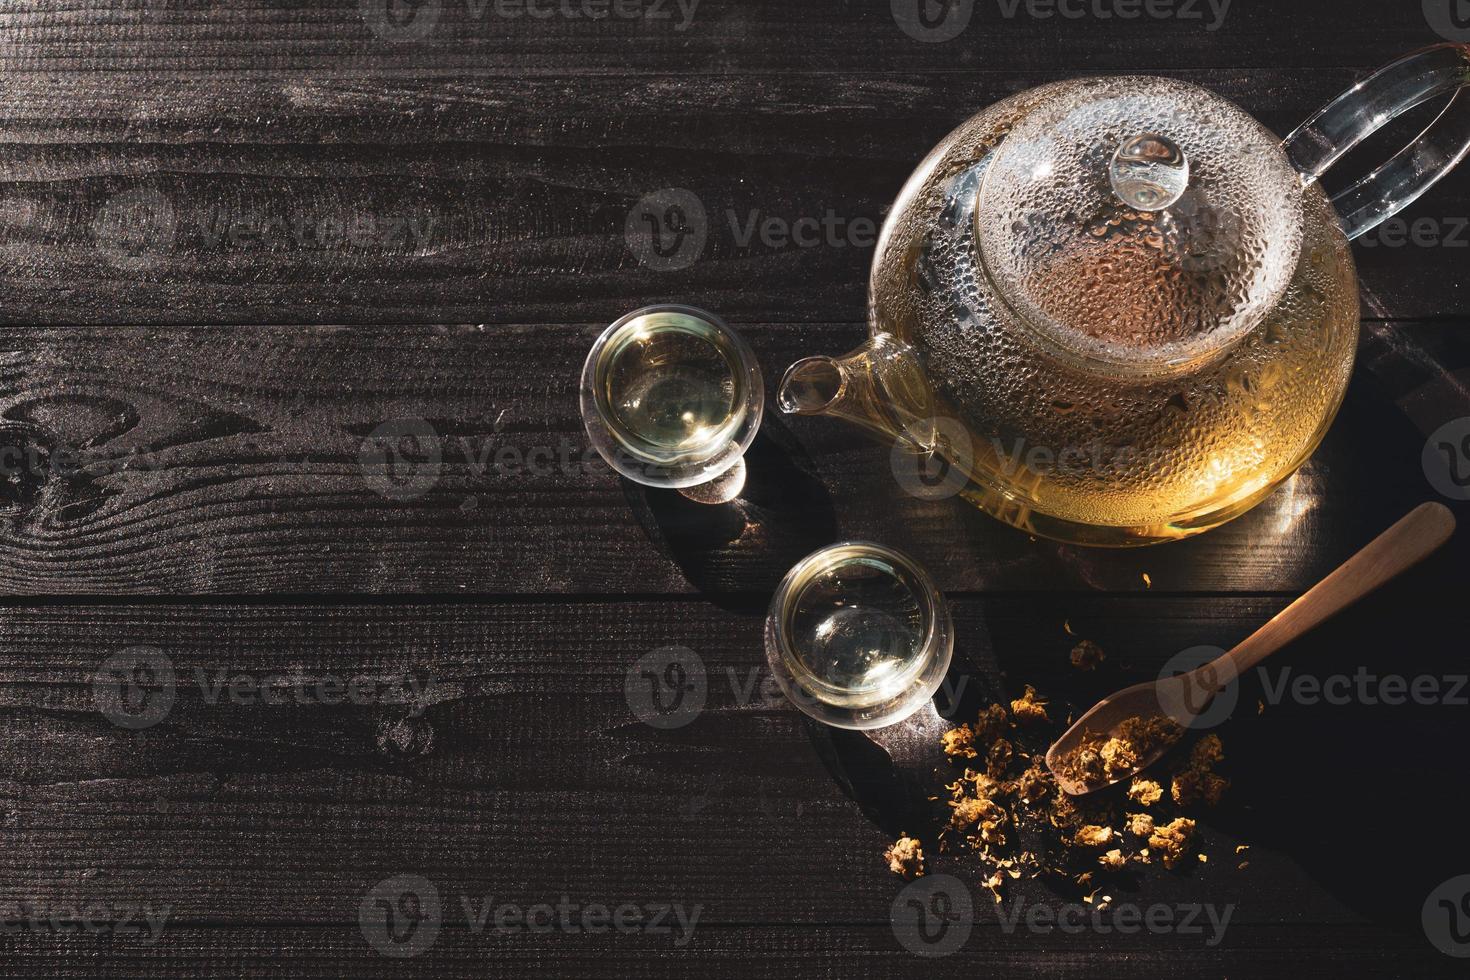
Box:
left=975, top=76, right=1305, bottom=376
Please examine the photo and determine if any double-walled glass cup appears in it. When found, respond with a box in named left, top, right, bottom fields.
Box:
left=581, top=305, right=764, bottom=494
left=765, top=542, right=954, bottom=730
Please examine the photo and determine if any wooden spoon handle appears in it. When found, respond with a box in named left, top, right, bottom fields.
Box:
left=1217, top=502, right=1456, bottom=677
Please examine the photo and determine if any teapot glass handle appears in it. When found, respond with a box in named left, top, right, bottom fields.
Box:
left=1283, top=43, right=1470, bottom=241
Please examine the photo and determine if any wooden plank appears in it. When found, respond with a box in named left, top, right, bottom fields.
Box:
left=0, top=0, right=1448, bottom=74
left=0, top=70, right=1466, bottom=325
left=0, top=592, right=1464, bottom=935
left=0, top=924, right=1453, bottom=980
left=0, top=320, right=1465, bottom=595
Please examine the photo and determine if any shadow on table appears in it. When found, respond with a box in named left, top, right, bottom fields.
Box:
left=622, top=418, right=837, bottom=601
left=1204, top=574, right=1470, bottom=934
left=807, top=571, right=1470, bottom=932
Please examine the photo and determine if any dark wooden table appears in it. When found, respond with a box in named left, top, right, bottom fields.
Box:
left=2, top=2, right=1469, bottom=976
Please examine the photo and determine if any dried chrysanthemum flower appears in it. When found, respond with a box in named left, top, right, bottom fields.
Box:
left=1127, top=778, right=1164, bottom=806
left=921, top=681, right=1241, bottom=897
left=1172, top=768, right=1229, bottom=807
left=1172, top=735, right=1229, bottom=807
left=1016, top=761, right=1051, bottom=805
left=1115, top=715, right=1184, bottom=760
left=1048, top=789, right=1085, bottom=830
left=974, top=703, right=1010, bottom=740
left=1052, top=714, right=1183, bottom=792
left=1099, top=736, right=1141, bottom=776
left=986, top=738, right=1014, bottom=777
left=941, top=724, right=978, bottom=760
left=1056, top=739, right=1108, bottom=787
left=1010, top=685, right=1050, bottom=724
left=884, top=834, right=925, bottom=879
left=1070, top=639, right=1106, bottom=671
left=1148, top=817, right=1196, bottom=869
left=950, top=794, right=999, bottom=830
left=1190, top=734, right=1224, bottom=766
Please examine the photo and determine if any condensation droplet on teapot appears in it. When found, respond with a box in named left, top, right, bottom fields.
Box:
left=1109, top=133, right=1190, bottom=211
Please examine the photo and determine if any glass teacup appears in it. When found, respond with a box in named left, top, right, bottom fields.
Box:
left=581, top=305, right=764, bottom=497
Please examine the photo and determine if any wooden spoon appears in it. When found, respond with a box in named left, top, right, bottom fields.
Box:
left=1045, top=502, right=1457, bottom=796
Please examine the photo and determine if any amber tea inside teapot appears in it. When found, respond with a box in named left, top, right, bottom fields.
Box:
left=780, top=45, right=1470, bottom=546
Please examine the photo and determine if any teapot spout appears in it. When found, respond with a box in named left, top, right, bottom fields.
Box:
left=778, top=334, right=935, bottom=448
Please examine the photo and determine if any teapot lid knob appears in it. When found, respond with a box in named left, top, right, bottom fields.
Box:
left=1110, top=133, right=1189, bottom=211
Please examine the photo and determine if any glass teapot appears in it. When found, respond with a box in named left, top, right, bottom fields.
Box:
left=779, top=45, right=1470, bottom=546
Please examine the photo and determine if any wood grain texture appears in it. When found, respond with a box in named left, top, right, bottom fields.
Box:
left=0, top=593, right=1463, bottom=924
left=4, top=2, right=1470, bottom=976
left=0, top=925, right=1458, bottom=980
left=0, top=67, right=1466, bottom=324
left=0, top=0, right=1448, bottom=74
left=0, top=320, right=1464, bottom=595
